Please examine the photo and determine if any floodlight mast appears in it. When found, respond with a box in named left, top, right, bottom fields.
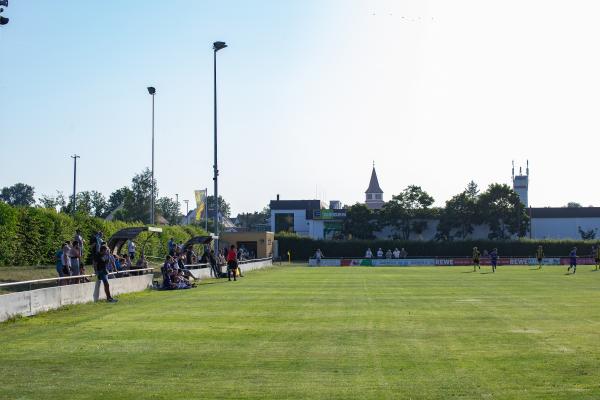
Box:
left=212, top=41, right=227, bottom=251
left=147, top=86, right=156, bottom=224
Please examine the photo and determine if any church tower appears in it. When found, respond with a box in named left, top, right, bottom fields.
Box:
left=365, top=164, right=384, bottom=209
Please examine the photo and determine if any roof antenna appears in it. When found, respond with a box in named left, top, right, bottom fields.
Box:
left=526, top=160, right=529, bottom=176
left=512, top=160, right=515, bottom=181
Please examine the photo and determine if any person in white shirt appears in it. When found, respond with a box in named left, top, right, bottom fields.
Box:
left=365, top=248, right=373, bottom=258
left=377, top=248, right=384, bottom=258
left=315, top=249, right=324, bottom=266
left=393, top=248, right=400, bottom=259
left=73, top=229, right=84, bottom=254
left=127, top=240, right=136, bottom=260
left=61, top=243, right=72, bottom=284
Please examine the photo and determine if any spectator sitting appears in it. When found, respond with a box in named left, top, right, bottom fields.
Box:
left=393, top=248, right=400, bottom=259
left=123, top=254, right=133, bottom=270
left=162, top=267, right=177, bottom=290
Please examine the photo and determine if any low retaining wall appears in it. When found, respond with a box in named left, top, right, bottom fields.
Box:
left=0, top=274, right=153, bottom=322
left=308, top=257, right=595, bottom=267
left=1, top=259, right=275, bottom=323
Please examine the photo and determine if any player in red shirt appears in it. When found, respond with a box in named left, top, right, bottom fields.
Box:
left=226, top=245, right=238, bottom=281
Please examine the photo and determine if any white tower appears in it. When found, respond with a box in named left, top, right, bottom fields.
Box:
left=512, top=160, right=529, bottom=207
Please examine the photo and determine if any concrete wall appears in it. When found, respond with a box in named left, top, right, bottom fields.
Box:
left=0, top=274, right=153, bottom=322
left=531, top=217, right=600, bottom=239
left=1, top=259, right=275, bottom=323
left=187, top=258, right=273, bottom=280
left=220, top=232, right=275, bottom=258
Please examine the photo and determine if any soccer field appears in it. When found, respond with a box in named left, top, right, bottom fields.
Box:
left=1, top=265, right=600, bottom=399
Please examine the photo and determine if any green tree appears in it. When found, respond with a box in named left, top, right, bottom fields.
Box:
left=436, top=181, right=480, bottom=240
left=106, top=187, right=133, bottom=217
left=0, top=183, right=35, bottom=206
left=122, top=168, right=158, bottom=223
left=567, top=202, right=582, bottom=208
left=206, top=195, right=231, bottom=219
left=381, top=185, right=434, bottom=240
left=62, top=190, right=107, bottom=217
left=236, top=206, right=270, bottom=230
left=156, top=197, right=180, bottom=225
left=479, top=183, right=529, bottom=239
left=38, top=191, right=66, bottom=211
left=342, top=203, right=376, bottom=239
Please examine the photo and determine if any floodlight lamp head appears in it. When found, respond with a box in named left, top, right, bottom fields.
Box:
left=0, top=1, right=7, bottom=7
left=213, top=41, right=227, bottom=51
left=147, top=87, right=156, bottom=95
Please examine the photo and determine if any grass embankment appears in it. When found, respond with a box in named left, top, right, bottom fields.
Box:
left=1, top=265, right=600, bottom=399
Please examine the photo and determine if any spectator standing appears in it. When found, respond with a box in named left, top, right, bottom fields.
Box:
left=61, top=242, right=72, bottom=284
left=96, top=245, right=117, bottom=302
left=227, top=245, right=238, bottom=281
left=70, top=241, right=82, bottom=282
left=208, top=250, right=220, bottom=278
left=315, top=248, right=324, bottom=266
left=168, top=238, right=175, bottom=256
left=73, top=229, right=85, bottom=255
left=365, top=248, right=373, bottom=258
left=55, top=246, right=64, bottom=278
left=128, top=240, right=136, bottom=261
left=385, top=249, right=392, bottom=259
left=393, top=248, right=400, bottom=259
left=377, top=248, right=384, bottom=258
left=400, top=248, right=408, bottom=259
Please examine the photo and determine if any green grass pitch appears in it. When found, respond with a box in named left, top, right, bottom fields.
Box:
left=1, top=265, right=600, bottom=399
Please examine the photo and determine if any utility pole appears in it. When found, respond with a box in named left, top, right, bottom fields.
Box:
left=71, top=154, right=80, bottom=216
left=183, top=199, right=189, bottom=225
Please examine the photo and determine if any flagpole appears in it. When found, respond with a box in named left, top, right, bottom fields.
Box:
left=205, top=188, right=208, bottom=233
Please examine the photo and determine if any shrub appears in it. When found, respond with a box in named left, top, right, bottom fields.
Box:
left=276, top=235, right=598, bottom=261
left=0, top=204, right=208, bottom=266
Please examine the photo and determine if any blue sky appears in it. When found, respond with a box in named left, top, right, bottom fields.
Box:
left=2, top=1, right=600, bottom=214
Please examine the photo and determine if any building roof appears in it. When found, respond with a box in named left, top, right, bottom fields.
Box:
left=530, top=207, right=600, bottom=218
left=269, top=199, right=325, bottom=220
left=269, top=200, right=323, bottom=211
left=365, top=167, right=383, bottom=194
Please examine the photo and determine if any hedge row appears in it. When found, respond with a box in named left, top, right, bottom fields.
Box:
left=0, top=203, right=208, bottom=267
left=276, top=235, right=599, bottom=261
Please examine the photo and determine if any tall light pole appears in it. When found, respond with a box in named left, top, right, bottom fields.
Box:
left=213, top=41, right=227, bottom=250
left=147, top=86, right=156, bottom=225
left=71, top=154, right=80, bottom=216
left=183, top=199, right=189, bottom=225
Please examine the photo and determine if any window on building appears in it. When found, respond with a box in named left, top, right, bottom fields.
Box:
left=275, top=213, right=295, bottom=233
left=376, top=194, right=381, bottom=200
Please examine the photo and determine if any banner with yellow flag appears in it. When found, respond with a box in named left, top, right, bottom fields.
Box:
left=194, top=189, right=207, bottom=221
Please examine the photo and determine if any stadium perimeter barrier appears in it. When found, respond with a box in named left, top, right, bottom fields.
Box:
left=0, top=258, right=275, bottom=322
left=0, top=268, right=154, bottom=322
left=308, top=256, right=595, bottom=267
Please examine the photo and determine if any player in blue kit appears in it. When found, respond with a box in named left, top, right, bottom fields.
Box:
left=489, top=248, right=498, bottom=273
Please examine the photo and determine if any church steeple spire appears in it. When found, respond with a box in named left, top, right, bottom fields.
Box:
left=365, top=165, right=384, bottom=209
